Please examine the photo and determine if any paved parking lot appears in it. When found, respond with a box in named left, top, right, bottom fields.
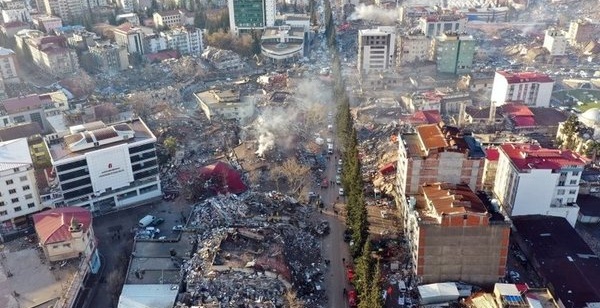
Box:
left=89, top=197, right=193, bottom=308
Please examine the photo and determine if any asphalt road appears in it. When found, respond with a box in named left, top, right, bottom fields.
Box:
left=319, top=128, right=352, bottom=308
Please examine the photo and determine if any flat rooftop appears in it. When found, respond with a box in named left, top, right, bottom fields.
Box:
left=125, top=239, right=193, bottom=284
left=47, top=118, right=155, bottom=162
left=512, top=215, right=600, bottom=308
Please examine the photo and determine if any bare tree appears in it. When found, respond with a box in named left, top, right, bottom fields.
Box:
left=284, top=289, right=305, bottom=308
left=270, top=158, right=310, bottom=197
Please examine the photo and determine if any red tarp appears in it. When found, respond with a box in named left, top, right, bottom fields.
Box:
left=198, top=161, right=248, bottom=194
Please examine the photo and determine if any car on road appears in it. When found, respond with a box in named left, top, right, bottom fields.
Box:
left=339, top=188, right=344, bottom=196
left=151, top=217, right=165, bottom=226
left=348, top=289, right=357, bottom=307
left=321, top=178, right=329, bottom=188
left=509, top=271, right=520, bottom=281
left=344, top=229, right=352, bottom=242
left=338, top=159, right=342, bottom=165
left=335, top=175, right=341, bottom=185
left=172, top=225, right=184, bottom=231
left=337, top=167, right=342, bottom=174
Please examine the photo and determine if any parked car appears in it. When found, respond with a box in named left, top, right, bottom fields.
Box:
left=172, top=225, right=184, bottom=231
left=339, top=188, right=344, bottom=196
left=151, top=217, right=165, bottom=226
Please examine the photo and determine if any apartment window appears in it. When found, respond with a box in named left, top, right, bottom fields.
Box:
left=570, top=180, right=577, bottom=185
left=19, top=176, right=27, bottom=181
left=27, top=203, right=35, bottom=208
left=0, top=211, right=7, bottom=216
left=572, top=171, right=580, bottom=176
left=557, top=189, right=565, bottom=195
left=11, top=198, right=18, bottom=203
left=14, top=206, right=21, bottom=212
left=25, top=194, right=32, bottom=200
left=63, top=243, right=71, bottom=248
left=567, top=198, right=575, bottom=203
left=0, top=201, right=4, bottom=206
left=6, top=179, right=13, bottom=185
left=22, top=185, right=30, bottom=191
left=560, top=172, right=567, bottom=177
left=8, top=189, right=16, bottom=194
left=569, top=189, right=577, bottom=194
left=13, top=167, right=19, bottom=172
left=558, top=181, right=565, bottom=186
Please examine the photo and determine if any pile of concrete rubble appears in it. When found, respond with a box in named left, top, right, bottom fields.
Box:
left=175, top=192, right=328, bottom=307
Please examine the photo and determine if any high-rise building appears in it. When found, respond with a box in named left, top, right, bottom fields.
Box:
left=419, top=14, right=467, bottom=37
left=404, top=183, right=510, bottom=285
left=357, top=26, right=396, bottom=74
left=0, top=0, right=31, bottom=23
left=0, top=47, right=19, bottom=83
left=0, top=138, right=43, bottom=232
left=228, top=0, right=275, bottom=35
left=432, top=32, right=475, bottom=75
left=45, top=118, right=162, bottom=212
left=490, top=71, right=554, bottom=107
left=396, top=123, right=486, bottom=199
left=88, top=42, right=129, bottom=73
left=543, top=28, right=567, bottom=56
left=493, top=143, right=586, bottom=226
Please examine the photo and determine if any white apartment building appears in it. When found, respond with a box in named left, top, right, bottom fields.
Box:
left=113, top=23, right=145, bottom=54
left=43, top=0, right=87, bottom=24
left=146, top=34, right=167, bottom=53
left=397, top=31, right=430, bottom=65
left=0, top=138, right=43, bottom=232
left=0, top=47, right=19, bottom=83
left=28, top=40, right=79, bottom=77
left=152, top=10, right=193, bottom=29
left=228, top=0, right=276, bottom=35
left=490, top=71, right=554, bottom=107
left=1, top=0, right=31, bottom=23
left=493, top=143, right=586, bottom=226
left=44, top=118, right=162, bottom=213
left=88, top=43, right=129, bottom=72
left=358, top=26, right=396, bottom=74
left=543, top=28, right=567, bottom=56
left=161, top=26, right=203, bottom=56
left=419, top=14, right=467, bottom=37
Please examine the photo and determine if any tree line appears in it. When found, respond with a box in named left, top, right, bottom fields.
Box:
left=324, top=0, right=383, bottom=306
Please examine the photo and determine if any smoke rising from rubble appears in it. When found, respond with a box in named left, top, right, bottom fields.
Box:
left=256, top=131, right=275, bottom=157
left=348, top=4, right=400, bottom=24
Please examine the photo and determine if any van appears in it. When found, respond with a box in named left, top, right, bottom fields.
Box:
left=138, top=215, right=156, bottom=228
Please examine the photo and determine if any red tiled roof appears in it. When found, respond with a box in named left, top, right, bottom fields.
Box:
left=1, top=94, right=44, bottom=114
left=512, top=116, right=536, bottom=127
left=421, top=183, right=487, bottom=215
left=33, top=207, right=92, bottom=245
left=501, top=103, right=534, bottom=116
left=406, top=110, right=442, bottom=124
left=500, top=143, right=587, bottom=171
left=485, top=147, right=499, bottom=161
left=497, top=71, right=554, bottom=84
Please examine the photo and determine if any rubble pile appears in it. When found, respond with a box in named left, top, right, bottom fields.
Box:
left=177, top=271, right=287, bottom=307
left=178, top=192, right=328, bottom=307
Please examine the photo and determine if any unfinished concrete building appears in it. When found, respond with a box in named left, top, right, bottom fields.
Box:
left=405, top=183, right=510, bottom=285
left=396, top=123, right=486, bottom=198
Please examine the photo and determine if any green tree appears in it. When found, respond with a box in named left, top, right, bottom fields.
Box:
left=557, top=115, right=580, bottom=150
left=365, top=260, right=383, bottom=308
left=163, top=136, right=178, bottom=157
left=355, top=239, right=373, bottom=297
left=585, top=140, right=600, bottom=159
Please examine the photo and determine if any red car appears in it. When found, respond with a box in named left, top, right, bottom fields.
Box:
left=321, top=178, right=329, bottom=188
left=348, top=289, right=357, bottom=307
left=346, top=267, right=355, bottom=282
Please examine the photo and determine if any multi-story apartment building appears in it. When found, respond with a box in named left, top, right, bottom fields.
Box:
left=161, top=26, right=203, bottom=56
left=44, top=118, right=161, bottom=213
left=397, top=30, right=430, bottom=65
left=194, top=89, right=255, bottom=122
left=152, top=9, right=193, bottom=29
left=0, top=47, right=19, bottom=83
left=490, top=71, right=554, bottom=107
left=0, top=94, right=52, bottom=130
left=358, top=26, right=396, bottom=74
left=432, top=32, right=475, bottom=75
left=0, top=138, right=43, bottom=232
left=543, top=28, right=567, bottom=56
left=25, top=35, right=79, bottom=76
left=419, top=13, right=467, bottom=37
left=567, top=19, right=600, bottom=46
left=87, top=42, right=129, bottom=73
left=482, top=147, right=499, bottom=191
left=43, top=0, right=87, bottom=24
left=228, top=0, right=276, bottom=35
left=493, top=143, right=587, bottom=226
left=0, top=0, right=31, bottom=23
left=405, top=183, right=510, bottom=285
left=31, top=14, right=63, bottom=33
left=396, top=123, right=486, bottom=198
left=113, top=23, right=145, bottom=55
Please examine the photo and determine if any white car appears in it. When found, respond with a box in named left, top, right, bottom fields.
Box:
left=339, top=188, right=344, bottom=196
